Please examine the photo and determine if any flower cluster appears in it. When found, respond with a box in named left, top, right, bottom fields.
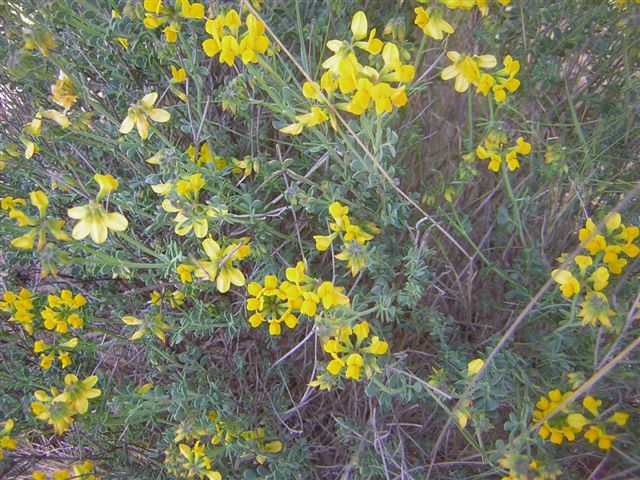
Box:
left=498, top=452, right=560, bottom=480
left=246, top=261, right=350, bottom=335
left=202, top=10, right=271, bottom=66
left=280, top=11, right=414, bottom=135
left=33, top=461, right=99, bottom=480
left=311, top=321, right=388, bottom=388
left=67, top=174, right=129, bottom=244
left=35, top=337, right=78, bottom=370
left=314, top=201, right=378, bottom=275
left=414, top=6, right=454, bottom=40
left=442, top=0, right=512, bottom=15
left=0, top=419, right=16, bottom=461
left=533, top=389, right=629, bottom=450
left=31, top=374, right=101, bottom=435
left=151, top=288, right=186, bottom=309
left=122, top=312, right=170, bottom=343
left=5, top=190, right=70, bottom=251
left=442, top=52, right=520, bottom=102
left=21, top=111, right=70, bottom=160
left=41, top=290, right=87, bottom=332
left=0, top=288, right=36, bottom=335
left=178, top=237, right=250, bottom=293
left=143, top=0, right=205, bottom=43
left=17, top=69, right=82, bottom=160
left=153, top=173, right=227, bottom=238
left=164, top=410, right=283, bottom=478
left=552, top=213, right=639, bottom=328
left=471, top=131, right=532, bottom=172
left=119, top=92, right=171, bottom=140
left=185, top=143, right=223, bottom=169
left=415, top=0, right=512, bottom=41
left=51, top=71, right=78, bottom=112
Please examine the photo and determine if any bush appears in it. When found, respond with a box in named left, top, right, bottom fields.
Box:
left=1, top=1, right=639, bottom=479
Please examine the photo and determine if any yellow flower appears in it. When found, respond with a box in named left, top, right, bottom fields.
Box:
left=345, top=353, right=364, bottom=380
left=22, top=137, right=38, bottom=159
left=0, top=418, right=17, bottom=461
left=31, top=387, right=76, bottom=435
left=94, top=173, right=118, bottom=200
left=504, top=137, right=531, bottom=171
left=50, top=71, right=78, bottom=112
left=194, top=238, right=247, bottom=293
left=317, top=282, right=350, bottom=309
left=119, top=92, right=171, bottom=140
left=566, top=413, right=590, bottom=430
left=575, top=255, right=593, bottom=275
left=142, top=0, right=203, bottom=42
left=202, top=15, right=224, bottom=57
left=158, top=173, right=227, bottom=238
left=322, top=321, right=389, bottom=382
left=170, top=66, right=186, bottom=84
left=414, top=7, right=454, bottom=40
left=1, top=196, right=27, bottom=211
left=39, top=109, right=70, bottom=128
left=232, top=156, right=260, bottom=177
left=40, top=353, right=54, bottom=369
left=579, top=218, right=607, bottom=255
left=533, top=389, right=581, bottom=445
left=246, top=275, right=298, bottom=335
left=240, top=427, right=283, bottom=464
left=0, top=288, right=36, bottom=335
left=308, top=373, right=337, bottom=391
left=476, top=133, right=504, bottom=172
left=583, top=396, right=602, bottom=416
left=178, top=441, right=222, bottom=480
left=279, top=107, right=329, bottom=135
left=41, top=290, right=87, bottom=332
left=584, top=425, right=615, bottom=450
left=551, top=269, right=580, bottom=298
left=180, top=0, right=204, bottom=19
left=313, top=233, right=337, bottom=251
left=603, top=246, right=627, bottom=274
left=589, top=266, right=609, bottom=291
left=68, top=200, right=128, bottom=244
left=135, top=382, right=154, bottom=395
left=122, top=313, right=170, bottom=343
left=58, top=351, right=72, bottom=369
left=239, top=14, right=270, bottom=64
left=441, top=51, right=497, bottom=93
left=9, top=190, right=71, bottom=251
left=577, top=291, right=614, bottom=329
left=491, top=55, right=521, bottom=102
left=55, top=374, right=101, bottom=414
left=68, top=174, right=128, bottom=244
left=335, top=241, right=370, bottom=276
left=33, top=339, right=50, bottom=354
left=72, top=461, right=96, bottom=478
left=467, top=358, right=484, bottom=376
left=219, top=35, right=240, bottom=66
left=177, top=264, right=194, bottom=283
left=441, top=0, right=475, bottom=9
left=608, top=412, right=629, bottom=426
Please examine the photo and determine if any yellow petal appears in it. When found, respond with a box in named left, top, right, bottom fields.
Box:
left=350, top=11, right=368, bottom=40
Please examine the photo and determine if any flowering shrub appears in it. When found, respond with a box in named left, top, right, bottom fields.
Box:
left=0, top=1, right=639, bottom=478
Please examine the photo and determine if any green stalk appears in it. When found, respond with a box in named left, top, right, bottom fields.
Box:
left=500, top=160, right=526, bottom=246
